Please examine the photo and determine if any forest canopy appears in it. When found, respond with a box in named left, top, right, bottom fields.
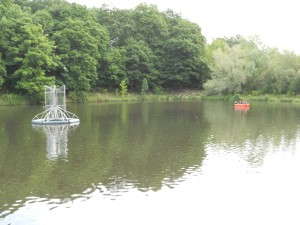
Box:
left=0, top=0, right=299, bottom=102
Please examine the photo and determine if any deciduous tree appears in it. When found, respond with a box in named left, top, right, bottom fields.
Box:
left=0, top=1, right=58, bottom=97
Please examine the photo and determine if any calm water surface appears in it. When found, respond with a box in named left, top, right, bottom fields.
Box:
left=1, top=101, right=300, bottom=225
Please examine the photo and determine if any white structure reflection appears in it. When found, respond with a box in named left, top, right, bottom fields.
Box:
left=32, top=123, right=79, bottom=160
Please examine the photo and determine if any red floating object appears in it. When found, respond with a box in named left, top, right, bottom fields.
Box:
left=234, top=103, right=250, bottom=108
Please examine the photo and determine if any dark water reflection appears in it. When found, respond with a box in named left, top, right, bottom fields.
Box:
left=0, top=102, right=208, bottom=219
left=204, top=101, right=300, bottom=167
left=1, top=101, right=300, bottom=224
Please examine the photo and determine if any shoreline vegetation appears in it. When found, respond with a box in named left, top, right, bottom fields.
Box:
left=2, top=91, right=300, bottom=106
left=2, top=1, right=300, bottom=106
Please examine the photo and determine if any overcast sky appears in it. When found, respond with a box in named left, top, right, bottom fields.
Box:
left=67, top=0, right=300, bottom=54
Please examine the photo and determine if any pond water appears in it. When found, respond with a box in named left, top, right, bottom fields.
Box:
left=1, top=100, right=300, bottom=225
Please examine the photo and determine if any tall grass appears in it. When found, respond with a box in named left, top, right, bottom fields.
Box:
left=3, top=92, right=300, bottom=105
left=0, top=94, right=29, bottom=106
left=85, top=92, right=204, bottom=103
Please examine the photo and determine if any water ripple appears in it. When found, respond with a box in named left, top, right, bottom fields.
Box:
left=162, top=164, right=202, bottom=189
left=0, top=199, right=26, bottom=219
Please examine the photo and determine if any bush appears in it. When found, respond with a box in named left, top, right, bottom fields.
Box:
left=141, top=78, right=149, bottom=95
left=153, top=85, right=164, bottom=95
left=0, top=94, right=28, bottom=105
left=68, top=91, right=87, bottom=103
left=120, top=80, right=128, bottom=97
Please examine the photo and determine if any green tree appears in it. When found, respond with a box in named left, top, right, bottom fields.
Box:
left=264, top=50, right=300, bottom=94
left=132, top=4, right=169, bottom=50
left=204, top=43, right=249, bottom=95
left=0, top=1, right=58, bottom=96
left=124, top=38, right=156, bottom=92
left=32, top=9, right=54, bottom=34
left=204, top=36, right=268, bottom=95
left=120, top=79, right=127, bottom=97
left=0, top=54, right=6, bottom=89
left=94, top=7, right=135, bottom=47
left=141, top=78, right=149, bottom=94
left=50, top=4, right=109, bottom=93
left=161, top=17, right=209, bottom=89
left=97, top=46, right=127, bottom=91
left=13, top=23, right=57, bottom=96
left=205, top=38, right=227, bottom=64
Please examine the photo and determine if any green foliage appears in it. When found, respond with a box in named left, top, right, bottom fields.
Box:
left=68, top=91, right=87, bottom=102
left=120, top=79, right=127, bottom=97
left=0, top=54, right=6, bottom=89
left=206, top=35, right=300, bottom=96
left=0, top=1, right=58, bottom=97
left=0, top=94, right=28, bottom=105
left=94, top=7, right=135, bottom=47
left=12, top=22, right=58, bottom=96
left=124, top=38, right=157, bottom=92
left=204, top=44, right=250, bottom=95
left=0, top=1, right=210, bottom=97
left=153, top=85, right=164, bottom=95
left=141, top=78, right=149, bottom=94
left=1, top=1, right=300, bottom=100
left=98, top=46, right=126, bottom=90
left=52, top=14, right=109, bottom=92
left=132, top=4, right=169, bottom=50
left=32, top=9, right=54, bottom=34
left=160, top=18, right=209, bottom=89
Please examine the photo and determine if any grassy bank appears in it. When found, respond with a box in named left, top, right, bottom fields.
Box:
left=2, top=91, right=300, bottom=106
left=86, top=92, right=300, bottom=104
left=85, top=91, right=204, bottom=103
left=86, top=93, right=300, bottom=105
left=0, top=94, right=29, bottom=106
left=240, top=94, right=300, bottom=103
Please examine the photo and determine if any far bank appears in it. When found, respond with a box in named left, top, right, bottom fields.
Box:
left=2, top=92, right=300, bottom=106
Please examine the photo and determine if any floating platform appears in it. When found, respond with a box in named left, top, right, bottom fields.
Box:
left=32, top=118, right=80, bottom=125
left=32, top=85, right=80, bottom=125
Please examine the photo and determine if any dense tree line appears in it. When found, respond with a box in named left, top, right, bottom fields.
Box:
left=0, top=0, right=300, bottom=102
left=205, top=36, right=300, bottom=96
left=0, top=0, right=209, bottom=101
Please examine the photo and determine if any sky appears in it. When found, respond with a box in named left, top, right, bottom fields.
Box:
left=67, top=0, right=300, bottom=54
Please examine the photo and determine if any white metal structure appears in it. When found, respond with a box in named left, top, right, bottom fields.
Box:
left=32, top=85, right=80, bottom=125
